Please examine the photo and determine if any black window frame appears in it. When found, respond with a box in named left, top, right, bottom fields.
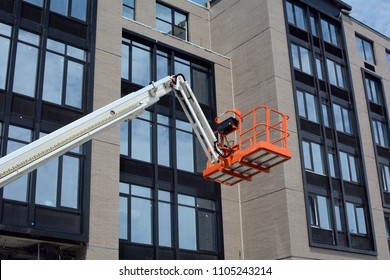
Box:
left=356, top=34, right=375, bottom=65
left=156, top=2, right=188, bottom=41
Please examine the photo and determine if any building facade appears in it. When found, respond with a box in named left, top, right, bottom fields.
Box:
left=0, top=0, right=389, bottom=260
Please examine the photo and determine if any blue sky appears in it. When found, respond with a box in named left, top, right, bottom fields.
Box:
left=339, top=0, right=390, bottom=38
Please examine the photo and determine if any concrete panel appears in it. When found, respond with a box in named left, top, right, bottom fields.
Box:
left=241, top=189, right=291, bottom=259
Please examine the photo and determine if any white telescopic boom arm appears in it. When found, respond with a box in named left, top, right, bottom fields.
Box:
left=0, top=75, right=218, bottom=188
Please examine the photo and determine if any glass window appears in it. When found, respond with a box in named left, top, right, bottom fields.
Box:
left=334, top=204, right=344, bottom=232
left=42, top=39, right=86, bottom=109
left=176, top=119, right=194, bottom=172
left=132, top=43, right=151, bottom=86
left=158, top=114, right=171, bottom=167
left=310, top=16, right=317, bottom=36
left=316, top=58, right=323, bottom=80
left=35, top=158, right=59, bottom=207
left=2, top=126, right=32, bottom=202
left=121, top=40, right=151, bottom=86
left=23, top=0, right=43, bottom=6
left=321, top=19, right=338, bottom=46
left=291, top=43, right=312, bottom=75
left=13, top=31, right=40, bottom=97
left=178, top=194, right=216, bottom=252
left=385, top=216, right=390, bottom=240
left=50, top=0, right=87, bottom=22
left=296, top=90, right=318, bottom=123
left=372, top=120, right=389, bottom=148
left=356, top=36, right=375, bottom=64
left=322, top=103, right=330, bottom=127
left=326, top=59, right=345, bottom=88
left=339, top=151, right=359, bottom=183
left=386, top=51, right=390, bottom=72
left=123, top=0, right=135, bottom=20
left=346, top=202, right=367, bottom=235
left=380, top=165, right=390, bottom=193
left=328, top=152, right=337, bottom=178
left=286, top=1, right=306, bottom=31
left=131, top=111, right=152, bottom=162
left=333, top=104, right=352, bottom=134
left=119, top=195, right=128, bottom=239
left=302, top=141, right=325, bottom=175
left=120, top=122, right=129, bottom=156
left=0, top=23, right=11, bottom=90
left=157, top=50, right=169, bottom=80
left=156, top=3, right=188, bottom=40
left=309, top=195, right=332, bottom=230
left=131, top=185, right=153, bottom=245
left=364, top=77, right=381, bottom=105
left=158, top=190, right=172, bottom=247
left=60, top=155, right=80, bottom=208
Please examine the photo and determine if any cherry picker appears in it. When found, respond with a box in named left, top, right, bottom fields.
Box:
left=0, top=75, right=291, bottom=187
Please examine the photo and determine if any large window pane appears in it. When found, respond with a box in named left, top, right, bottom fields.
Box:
left=121, top=44, right=129, bottom=79
left=193, top=68, right=209, bottom=105
left=158, top=115, right=170, bottom=167
left=61, top=156, right=79, bottom=208
left=176, top=120, right=194, bottom=172
left=132, top=45, right=151, bottom=86
left=346, top=202, right=357, bottom=234
left=119, top=196, right=128, bottom=239
left=356, top=207, right=367, bottom=234
left=43, top=52, right=64, bottom=105
left=13, top=43, right=39, bottom=97
left=317, top=196, right=331, bottom=229
left=120, top=122, right=129, bottom=156
left=198, top=211, right=216, bottom=251
left=381, top=165, right=390, bottom=192
left=50, top=0, right=68, bottom=16
left=2, top=175, right=29, bottom=202
left=131, top=117, right=152, bottom=162
left=71, top=0, right=87, bottom=21
left=300, top=45, right=312, bottom=74
left=158, top=191, right=172, bottom=247
left=0, top=37, right=10, bottom=89
left=66, top=61, right=84, bottom=108
left=178, top=205, right=196, bottom=250
left=35, top=158, right=59, bottom=207
left=131, top=196, right=153, bottom=244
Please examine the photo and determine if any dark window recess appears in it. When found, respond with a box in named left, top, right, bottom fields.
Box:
left=49, top=14, right=87, bottom=39
left=0, top=0, right=15, bottom=14
left=305, top=172, right=328, bottom=187
left=119, top=242, right=154, bottom=260
left=11, top=96, right=35, bottom=118
left=121, top=81, right=143, bottom=96
left=294, top=70, right=315, bottom=87
left=300, top=119, right=321, bottom=135
left=313, top=37, right=320, bottom=48
left=324, top=43, right=343, bottom=58
left=311, top=227, right=334, bottom=245
left=177, top=171, right=205, bottom=188
left=331, top=86, right=350, bottom=102
left=384, top=193, right=390, bottom=205
left=289, top=25, right=309, bottom=42
left=34, top=207, right=82, bottom=235
left=325, top=128, right=333, bottom=140
left=120, top=158, right=154, bottom=179
left=364, top=62, right=375, bottom=72
left=21, top=2, right=42, bottom=23
left=350, top=235, right=372, bottom=251
left=377, top=146, right=390, bottom=159
left=337, top=132, right=356, bottom=147
left=41, top=104, right=83, bottom=125
left=370, top=102, right=384, bottom=116
left=158, top=166, right=173, bottom=182
left=331, top=178, right=341, bottom=192
left=319, top=80, right=326, bottom=92
left=337, top=232, right=348, bottom=247
left=344, top=182, right=364, bottom=197
left=0, top=92, right=5, bottom=112
left=2, top=202, right=28, bottom=227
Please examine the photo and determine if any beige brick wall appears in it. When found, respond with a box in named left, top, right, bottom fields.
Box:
left=85, top=0, right=122, bottom=260
left=343, top=14, right=390, bottom=260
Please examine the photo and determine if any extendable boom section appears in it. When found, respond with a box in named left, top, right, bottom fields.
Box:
left=0, top=75, right=291, bottom=188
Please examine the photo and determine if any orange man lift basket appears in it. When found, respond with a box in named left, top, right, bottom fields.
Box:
left=203, top=106, right=292, bottom=186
